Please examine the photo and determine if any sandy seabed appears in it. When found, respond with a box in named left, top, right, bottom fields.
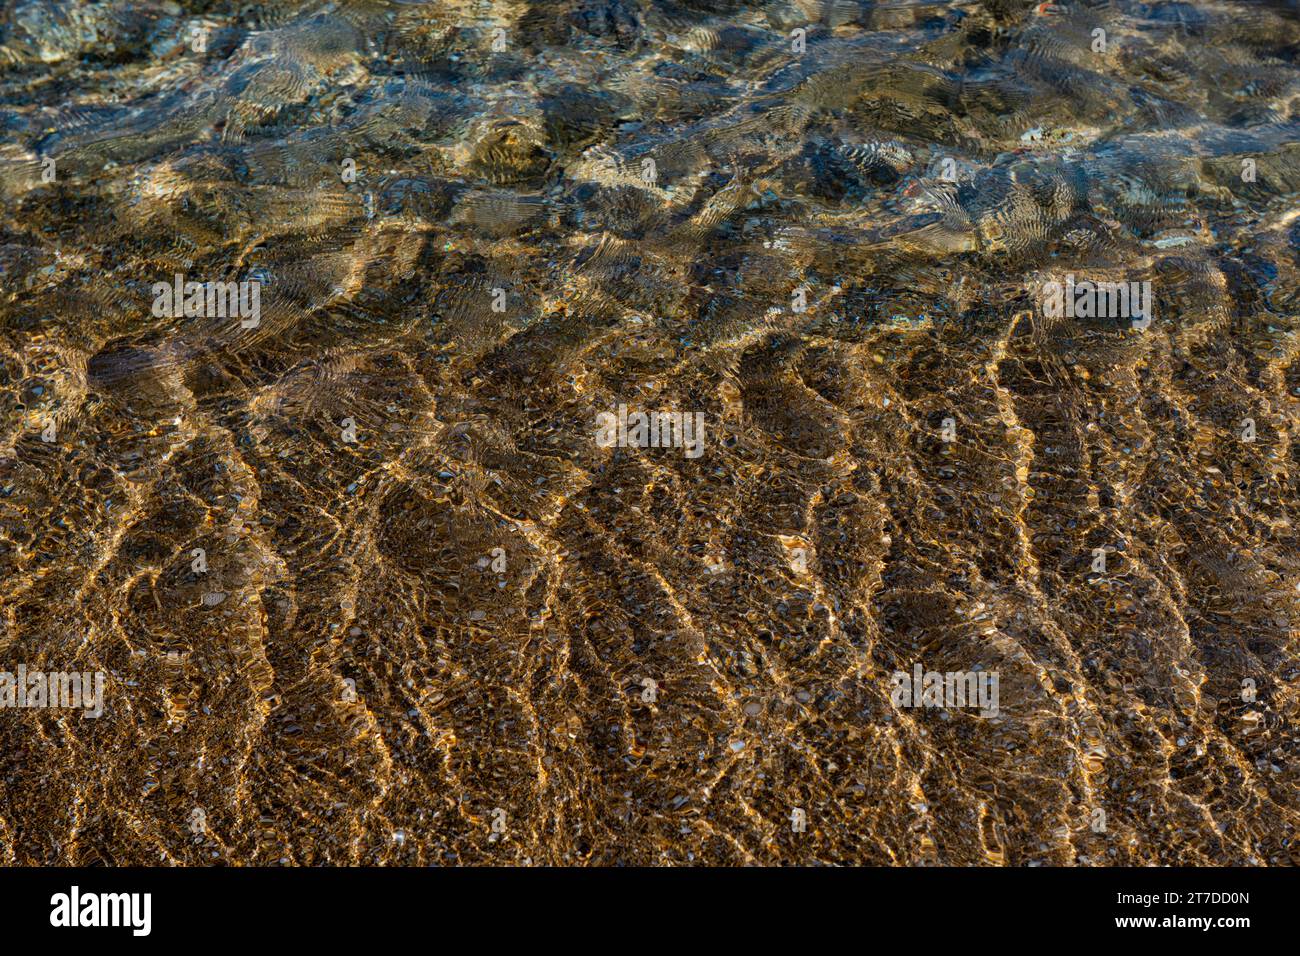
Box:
left=0, top=0, right=1298, bottom=865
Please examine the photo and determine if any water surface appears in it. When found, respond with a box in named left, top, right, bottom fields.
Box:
left=1, top=0, right=1298, bottom=865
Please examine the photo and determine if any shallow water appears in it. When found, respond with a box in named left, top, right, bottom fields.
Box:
left=0, top=0, right=1298, bottom=865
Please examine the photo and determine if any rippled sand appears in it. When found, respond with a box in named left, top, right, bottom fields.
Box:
left=1, top=0, right=1298, bottom=865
